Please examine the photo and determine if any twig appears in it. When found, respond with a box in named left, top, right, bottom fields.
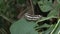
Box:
left=30, top=0, right=35, bottom=15
left=0, top=14, right=13, bottom=23
left=17, top=7, right=31, bottom=19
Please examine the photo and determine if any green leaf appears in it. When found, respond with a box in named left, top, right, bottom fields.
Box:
left=57, top=0, right=60, bottom=4
left=39, top=23, right=50, bottom=28
left=47, top=9, right=58, bottom=17
left=47, top=4, right=60, bottom=17
left=10, top=18, right=38, bottom=34
left=38, top=0, right=52, bottom=12
left=35, top=23, right=51, bottom=30
left=42, top=25, right=55, bottom=34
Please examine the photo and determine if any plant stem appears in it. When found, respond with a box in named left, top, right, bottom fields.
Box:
left=36, top=16, right=57, bottom=23
left=50, top=19, right=60, bottom=34
left=30, top=0, right=34, bottom=15
left=0, top=14, right=13, bottom=23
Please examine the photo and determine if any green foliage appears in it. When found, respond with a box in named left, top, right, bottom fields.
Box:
left=10, top=18, right=38, bottom=34
left=47, top=9, right=58, bottom=17
left=10, top=0, right=60, bottom=34
left=0, top=0, right=59, bottom=34
left=0, top=0, right=18, bottom=34
left=0, top=0, right=17, bottom=20
left=17, top=0, right=26, bottom=4
left=42, top=25, right=55, bottom=34
left=38, top=0, right=52, bottom=12
left=50, top=19, right=60, bottom=34
left=57, top=0, right=60, bottom=4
